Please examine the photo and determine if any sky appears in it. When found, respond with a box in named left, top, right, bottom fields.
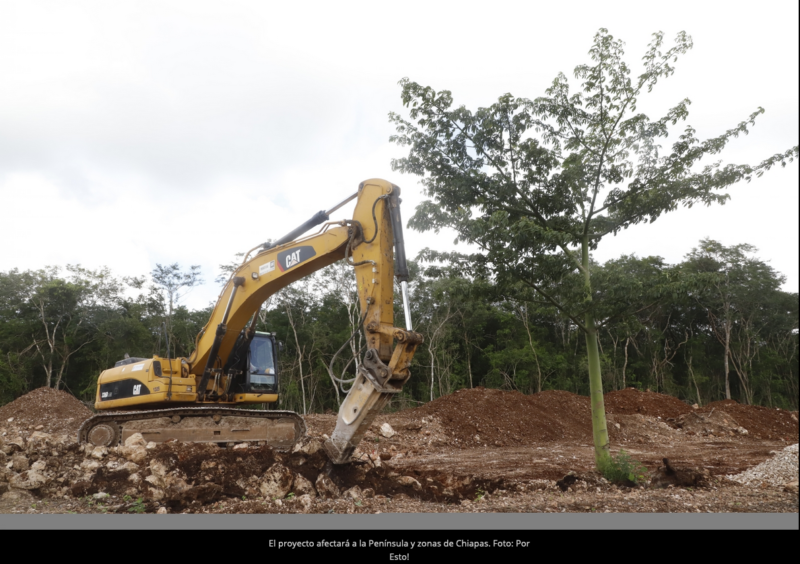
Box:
left=1, top=0, right=798, bottom=311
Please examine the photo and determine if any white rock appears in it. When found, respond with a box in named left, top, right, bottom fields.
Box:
left=233, top=443, right=249, bottom=450
left=93, top=492, right=110, bottom=500
left=6, top=418, right=13, bottom=423
left=298, top=438, right=324, bottom=455
left=292, top=474, right=317, bottom=498
left=315, top=473, right=340, bottom=499
left=259, top=464, right=294, bottom=499
left=145, top=442, right=158, bottom=450
left=31, top=460, right=46, bottom=472
left=149, top=460, right=169, bottom=478
left=128, top=473, right=142, bottom=485
left=120, top=445, right=147, bottom=464
left=145, top=474, right=165, bottom=488
left=119, top=462, right=140, bottom=473
left=81, top=460, right=101, bottom=471
left=344, top=485, right=363, bottom=500
left=91, top=446, right=108, bottom=459
left=156, top=506, right=167, bottom=514
left=9, top=470, right=48, bottom=490
left=298, top=494, right=313, bottom=513
left=396, top=476, right=422, bottom=491
left=379, top=423, right=396, bottom=438
left=124, top=433, right=147, bottom=448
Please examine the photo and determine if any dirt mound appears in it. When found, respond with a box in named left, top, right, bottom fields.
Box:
left=400, top=387, right=593, bottom=448
left=700, top=401, right=798, bottom=441
left=604, top=388, right=694, bottom=420
left=0, top=388, right=92, bottom=436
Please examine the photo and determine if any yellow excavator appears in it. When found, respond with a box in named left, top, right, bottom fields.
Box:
left=78, top=179, right=422, bottom=464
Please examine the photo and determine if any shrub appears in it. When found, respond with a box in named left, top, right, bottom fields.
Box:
left=598, top=450, right=648, bottom=486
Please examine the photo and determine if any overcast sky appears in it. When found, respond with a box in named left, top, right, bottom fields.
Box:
left=1, top=0, right=797, bottom=310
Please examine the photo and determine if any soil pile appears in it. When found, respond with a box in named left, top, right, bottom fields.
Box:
left=0, top=388, right=92, bottom=436
left=403, top=387, right=593, bottom=447
left=603, top=388, right=693, bottom=420
left=700, top=401, right=798, bottom=441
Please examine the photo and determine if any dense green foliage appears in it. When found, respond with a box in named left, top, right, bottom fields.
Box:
left=0, top=242, right=796, bottom=412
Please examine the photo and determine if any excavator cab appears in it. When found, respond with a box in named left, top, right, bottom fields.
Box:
left=247, top=332, right=278, bottom=394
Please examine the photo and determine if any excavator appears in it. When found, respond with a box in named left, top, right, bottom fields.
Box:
left=78, top=179, right=423, bottom=464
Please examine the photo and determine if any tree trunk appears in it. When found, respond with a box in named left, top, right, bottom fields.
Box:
left=582, top=235, right=610, bottom=466
left=622, top=337, right=629, bottom=389
left=464, top=332, right=473, bottom=389
left=724, top=321, right=732, bottom=401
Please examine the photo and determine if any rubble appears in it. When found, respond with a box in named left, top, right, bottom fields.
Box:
left=0, top=386, right=797, bottom=514
left=727, top=443, right=799, bottom=488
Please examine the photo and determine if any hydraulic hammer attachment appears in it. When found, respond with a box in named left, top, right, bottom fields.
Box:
left=323, top=328, right=423, bottom=464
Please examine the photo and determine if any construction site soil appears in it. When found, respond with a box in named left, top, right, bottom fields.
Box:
left=1, top=386, right=797, bottom=515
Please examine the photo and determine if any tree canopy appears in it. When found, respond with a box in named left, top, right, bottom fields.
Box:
left=389, top=28, right=799, bottom=465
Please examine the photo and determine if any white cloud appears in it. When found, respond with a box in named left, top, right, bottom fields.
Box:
left=0, top=0, right=797, bottom=308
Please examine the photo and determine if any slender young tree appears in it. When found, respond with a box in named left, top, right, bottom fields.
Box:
left=389, top=28, right=798, bottom=465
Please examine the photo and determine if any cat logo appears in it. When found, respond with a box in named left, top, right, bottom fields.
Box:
left=277, top=245, right=316, bottom=272
left=133, top=384, right=141, bottom=395
left=101, top=391, right=109, bottom=398
left=285, top=250, right=302, bottom=269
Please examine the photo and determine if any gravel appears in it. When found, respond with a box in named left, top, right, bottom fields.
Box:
left=727, top=443, right=799, bottom=487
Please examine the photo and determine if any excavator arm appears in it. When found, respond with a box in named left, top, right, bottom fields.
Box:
left=186, top=178, right=422, bottom=463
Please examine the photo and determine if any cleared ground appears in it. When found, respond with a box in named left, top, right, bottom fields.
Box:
left=0, top=387, right=797, bottom=514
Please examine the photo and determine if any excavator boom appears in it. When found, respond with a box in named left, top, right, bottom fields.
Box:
left=81, top=179, right=422, bottom=464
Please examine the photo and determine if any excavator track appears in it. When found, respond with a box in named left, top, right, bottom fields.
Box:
left=78, top=407, right=306, bottom=451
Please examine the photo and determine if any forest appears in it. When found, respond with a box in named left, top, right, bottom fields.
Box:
left=1, top=238, right=796, bottom=412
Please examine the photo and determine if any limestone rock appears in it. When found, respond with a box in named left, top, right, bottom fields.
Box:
left=292, top=474, right=317, bottom=497
left=1, top=488, right=34, bottom=502
left=315, top=473, right=340, bottom=499
left=149, top=459, right=170, bottom=478
left=10, top=454, right=29, bottom=473
left=362, top=488, right=375, bottom=498
left=9, top=469, right=49, bottom=490
left=396, top=476, right=422, bottom=491
left=784, top=480, right=798, bottom=494
left=259, top=464, right=294, bottom=499
left=30, top=431, right=53, bottom=442
left=379, top=423, right=396, bottom=438
left=298, top=493, right=313, bottom=513
left=120, top=445, right=147, bottom=464
left=344, top=485, right=363, bottom=500
left=80, top=459, right=100, bottom=471
left=91, top=446, right=108, bottom=460
left=124, top=433, right=147, bottom=448
left=119, top=461, right=140, bottom=474
left=293, top=437, right=324, bottom=455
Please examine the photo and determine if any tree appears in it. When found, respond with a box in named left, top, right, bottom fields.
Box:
left=389, top=29, right=799, bottom=465
left=684, top=239, right=792, bottom=404
left=151, top=263, right=203, bottom=357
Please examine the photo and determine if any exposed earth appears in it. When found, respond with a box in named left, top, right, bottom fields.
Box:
left=1, top=386, right=797, bottom=515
